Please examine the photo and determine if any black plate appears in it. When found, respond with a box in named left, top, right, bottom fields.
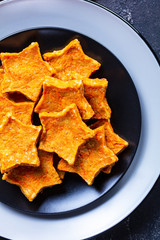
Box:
left=0, top=28, right=141, bottom=216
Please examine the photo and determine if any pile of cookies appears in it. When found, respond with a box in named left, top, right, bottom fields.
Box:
left=0, top=39, right=128, bottom=201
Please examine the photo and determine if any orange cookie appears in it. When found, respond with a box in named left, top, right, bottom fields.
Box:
left=0, top=114, right=42, bottom=173
left=0, top=95, right=34, bottom=125
left=83, top=78, right=111, bottom=119
left=43, top=39, right=101, bottom=79
left=90, top=120, right=128, bottom=154
left=90, top=120, right=128, bottom=174
left=58, top=126, right=118, bottom=185
left=3, top=150, right=62, bottom=201
left=55, top=71, right=111, bottom=119
left=39, top=103, right=95, bottom=165
left=34, top=77, right=94, bottom=120
left=0, top=42, right=53, bottom=102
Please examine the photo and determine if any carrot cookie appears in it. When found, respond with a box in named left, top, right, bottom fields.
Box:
left=90, top=120, right=128, bottom=173
left=58, top=126, right=118, bottom=185
left=35, top=77, right=94, bottom=120
left=0, top=114, right=42, bottom=173
left=3, top=150, right=62, bottom=201
left=0, top=42, right=53, bottom=102
left=39, top=103, right=95, bottom=165
left=43, top=39, right=101, bottom=79
left=54, top=71, right=111, bottom=119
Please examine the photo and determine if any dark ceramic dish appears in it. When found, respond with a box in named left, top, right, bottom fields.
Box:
left=0, top=28, right=141, bottom=216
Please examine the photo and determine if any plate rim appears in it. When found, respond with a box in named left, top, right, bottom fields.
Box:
left=84, top=0, right=160, bottom=66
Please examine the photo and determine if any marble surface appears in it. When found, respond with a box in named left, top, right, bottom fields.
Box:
left=89, top=1, right=160, bottom=239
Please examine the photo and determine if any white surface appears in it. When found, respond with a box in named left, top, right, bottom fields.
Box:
left=0, top=0, right=160, bottom=239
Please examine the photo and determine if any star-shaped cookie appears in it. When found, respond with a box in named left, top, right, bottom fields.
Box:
left=0, top=95, right=34, bottom=125
left=39, top=103, right=95, bottom=165
left=90, top=120, right=128, bottom=174
left=34, top=77, right=94, bottom=120
left=58, top=125, right=118, bottom=185
left=2, top=150, right=62, bottom=201
left=0, top=114, right=42, bottom=173
left=0, top=42, right=53, bottom=102
left=83, top=77, right=111, bottom=119
left=43, top=39, right=101, bottom=79
left=54, top=71, right=111, bottom=119
left=90, top=120, right=129, bottom=154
